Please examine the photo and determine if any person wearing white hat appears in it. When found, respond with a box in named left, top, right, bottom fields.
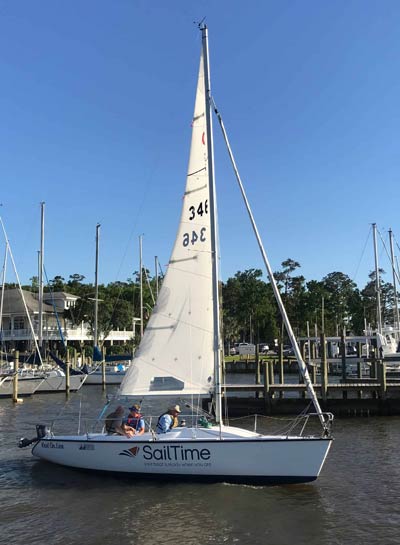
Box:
left=155, top=405, right=181, bottom=434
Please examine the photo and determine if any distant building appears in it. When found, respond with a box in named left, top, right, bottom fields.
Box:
left=0, top=288, right=133, bottom=352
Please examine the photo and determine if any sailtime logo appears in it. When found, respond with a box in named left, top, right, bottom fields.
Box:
left=119, top=446, right=140, bottom=458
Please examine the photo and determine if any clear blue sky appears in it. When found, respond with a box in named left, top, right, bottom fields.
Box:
left=1, top=1, right=399, bottom=290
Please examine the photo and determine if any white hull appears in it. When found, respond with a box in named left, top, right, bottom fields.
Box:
left=84, top=370, right=126, bottom=385
left=0, top=376, right=44, bottom=397
left=36, top=374, right=87, bottom=393
left=32, top=425, right=332, bottom=484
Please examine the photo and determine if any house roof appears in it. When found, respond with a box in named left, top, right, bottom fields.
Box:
left=43, top=291, right=79, bottom=300
left=0, top=289, right=55, bottom=314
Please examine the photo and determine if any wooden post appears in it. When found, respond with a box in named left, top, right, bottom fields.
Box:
left=320, top=333, right=328, bottom=402
left=311, top=362, right=317, bottom=384
left=13, top=350, right=19, bottom=403
left=65, top=356, right=70, bottom=397
left=278, top=353, right=284, bottom=399
left=300, top=340, right=305, bottom=360
left=263, top=359, right=271, bottom=413
left=340, top=329, right=347, bottom=382
left=269, top=358, right=274, bottom=399
left=370, top=349, right=376, bottom=379
left=73, top=348, right=77, bottom=370
left=298, top=359, right=306, bottom=399
left=102, top=346, right=106, bottom=391
left=312, top=340, right=317, bottom=359
left=378, top=361, right=387, bottom=400
left=357, top=342, right=363, bottom=379
left=255, top=344, right=260, bottom=399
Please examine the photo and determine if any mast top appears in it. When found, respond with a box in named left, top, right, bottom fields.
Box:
left=196, top=17, right=207, bottom=31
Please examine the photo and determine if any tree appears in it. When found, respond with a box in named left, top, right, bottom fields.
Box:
left=222, top=269, right=278, bottom=345
left=274, top=259, right=305, bottom=338
left=321, top=272, right=358, bottom=334
left=49, top=276, right=65, bottom=291
left=361, top=269, right=394, bottom=328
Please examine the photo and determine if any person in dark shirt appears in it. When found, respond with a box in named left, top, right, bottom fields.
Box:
left=105, top=406, right=135, bottom=437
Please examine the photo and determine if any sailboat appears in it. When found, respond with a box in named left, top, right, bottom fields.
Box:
left=22, top=26, right=333, bottom=484
left=80, top=223, right=131, bottom=384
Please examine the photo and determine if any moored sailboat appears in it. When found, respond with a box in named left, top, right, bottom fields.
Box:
left=21, top=26, right=333, bottom=484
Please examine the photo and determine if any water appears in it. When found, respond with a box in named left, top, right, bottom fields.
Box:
left=1, top=386, right=400, bottom=545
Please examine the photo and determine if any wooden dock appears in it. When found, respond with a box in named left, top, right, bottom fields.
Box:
left=221, top=333, right=400, bottom=416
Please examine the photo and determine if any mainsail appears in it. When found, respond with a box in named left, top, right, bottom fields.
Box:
left=119, top=52, right=215, bottom=397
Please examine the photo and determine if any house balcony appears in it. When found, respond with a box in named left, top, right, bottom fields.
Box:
left=1, top=325, right=134, bottom=343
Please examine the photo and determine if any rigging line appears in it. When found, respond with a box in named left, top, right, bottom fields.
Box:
left=210, top=97, right=327, bottom=431
left=143, top=267, right=155, bottom=305
left=351, top=225, right=371, bottom=284
left=157, top=260, right=165, bottom=279
left=377, top=228, right=400, bottom=284
left=0, top=217, right=44, bottom=366
left=100, top=265, right=156, bottom=346
left=110, top=144, right=161, bottom=288
left=395, top=238, right=400, bottom=255
left=0, top=242, right=8, bottom=344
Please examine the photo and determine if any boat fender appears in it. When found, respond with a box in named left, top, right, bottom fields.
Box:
left=198, top=416, right=212, bottom=428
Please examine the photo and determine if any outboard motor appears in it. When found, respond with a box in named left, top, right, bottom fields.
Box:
left=36, top=424, right=49, bottom=439
left=18, top=423, right=50, bottom=448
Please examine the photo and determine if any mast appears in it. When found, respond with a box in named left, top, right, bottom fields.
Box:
left=38, top=202, right=45, bottom=349
left=94, top=223, right=100, bottom=350
left=372, top=223, right=383, bottom=334
left=201, top=25, right=223, bottom=425
left=0, top=218, right=43, bottom=364
left=139, top=235, right=144, bottom=339
left=0, top=242, right=8, bottom=342
left=389, top=229, right=400, bottom=332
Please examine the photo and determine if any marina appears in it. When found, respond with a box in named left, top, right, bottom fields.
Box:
left=2, top=2, right=400, bottom=545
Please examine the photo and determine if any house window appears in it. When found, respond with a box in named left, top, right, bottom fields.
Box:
left=14, top=317, right=25, bottom=330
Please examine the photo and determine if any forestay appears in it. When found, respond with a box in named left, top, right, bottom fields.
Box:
left=119, top=52, right=215, bottom=397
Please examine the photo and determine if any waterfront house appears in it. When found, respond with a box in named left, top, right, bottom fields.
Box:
left=0, top=288, right=133, bottom=352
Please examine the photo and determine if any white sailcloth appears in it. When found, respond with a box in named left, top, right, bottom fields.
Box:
left=120, top=52, right=214, bottom=397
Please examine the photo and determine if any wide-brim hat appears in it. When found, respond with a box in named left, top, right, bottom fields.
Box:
left=169, top=404, right=181, bottom=413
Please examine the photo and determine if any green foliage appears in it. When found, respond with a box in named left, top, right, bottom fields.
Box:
left=8, top=258, right=397, bottom=346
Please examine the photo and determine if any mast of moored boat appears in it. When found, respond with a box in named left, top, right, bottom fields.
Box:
left=94, top=223, right=100, bottom=351
left=0, top=218, right=43, bottom=362
left=372, top=223, right=383, bottom=335
left=0, top=242, right=8, bottom=344
left=201, top=24, right=223, bottom=425
left=389, top=228, right=400, bottom=332
left=38, top=202, right=45, bottom=350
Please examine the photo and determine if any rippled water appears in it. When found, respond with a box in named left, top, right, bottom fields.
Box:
left=1, top=386, right=400, bottom=545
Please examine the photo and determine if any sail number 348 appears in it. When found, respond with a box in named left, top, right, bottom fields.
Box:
left=183, top=201, right=208, bottom=247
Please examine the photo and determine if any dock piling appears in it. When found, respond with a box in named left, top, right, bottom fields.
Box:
left=12, top=350, right=20, bottom=403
